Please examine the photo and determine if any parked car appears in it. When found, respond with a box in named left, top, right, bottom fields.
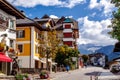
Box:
left=109, top=64, right=120, bottom=73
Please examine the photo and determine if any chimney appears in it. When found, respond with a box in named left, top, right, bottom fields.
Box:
left=20, top=10, right=25, bottom=15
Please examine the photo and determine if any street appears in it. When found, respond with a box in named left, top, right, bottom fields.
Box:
left=49, top=66, right=120, bottom=80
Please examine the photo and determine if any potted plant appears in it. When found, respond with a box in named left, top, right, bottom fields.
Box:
left=39, top=70, right=49, bottom=79
left=8, top=47, right=14, bottom=52
left=15, top=74, right=30, bottom=80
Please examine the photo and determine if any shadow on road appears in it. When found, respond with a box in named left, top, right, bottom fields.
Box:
left=112, top=72, right=120, bottom=75
left=85, top=71, right=101, bottom=76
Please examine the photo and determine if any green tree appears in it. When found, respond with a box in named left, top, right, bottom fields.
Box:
left=108, top=0, right=120, bottom=41
left=55, top=45, right=80, bottom=67
left=111, top=0, right=120, bottom=7
left=81, top=55, right=89, bottom=63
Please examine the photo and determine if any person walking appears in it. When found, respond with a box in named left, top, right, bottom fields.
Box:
left=66, top=65, right=70, bottom=72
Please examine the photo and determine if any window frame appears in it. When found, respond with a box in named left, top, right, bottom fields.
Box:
left=18, top=44, right=23, bottom=53
left=17, top=30, right=25, bottom=38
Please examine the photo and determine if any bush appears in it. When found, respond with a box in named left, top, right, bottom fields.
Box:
left=15, top=74, right=29, bottom=80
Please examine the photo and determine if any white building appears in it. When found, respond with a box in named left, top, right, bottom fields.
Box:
left=0, top=0, right=25, bottom=75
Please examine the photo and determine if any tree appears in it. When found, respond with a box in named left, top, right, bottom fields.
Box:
left=55, top=45, right=80, bottom=67
left=81, top=55, right=89, bottom=63
left=111, top=0, right=120, bottom=7
left=38, top=30, right=60, bottom=59
left=108, top=0, right=120, bottom=41
left=47, top=30, right=60, bottom=58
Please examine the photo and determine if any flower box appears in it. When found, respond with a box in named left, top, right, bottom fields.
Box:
left=8, top=48, right=14, bottom=52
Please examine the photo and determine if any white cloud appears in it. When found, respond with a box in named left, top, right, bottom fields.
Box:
left=66, top=16, right=73, bottom=18
left=7, top=0, right=86, bottom=8
left=89, top=0, right=114, bottom=16
left=77, top=16, right=117, bottom=46
left=90, top=12, right=97, bottom=17
left=50, top=15, right=58, bottom=18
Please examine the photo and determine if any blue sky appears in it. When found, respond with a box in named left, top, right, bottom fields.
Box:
left=7, top=0, right=118, bottom=51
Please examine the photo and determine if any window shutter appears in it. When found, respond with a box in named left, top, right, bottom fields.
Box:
left=23, top=30, right=25, bottom=37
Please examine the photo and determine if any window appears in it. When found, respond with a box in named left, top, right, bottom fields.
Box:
left=10, top=40, right=14, bottom=48
left=64, top=24, right=71, bottom=29
left=17, top=30, right=25, bottom=38
left=63, top=33, right=72, bottom=38
left=9, top=20, right=14, bottom=29
left=18, top=44, right=23, bottom=53
left=64, top=41, right=72, bottom=46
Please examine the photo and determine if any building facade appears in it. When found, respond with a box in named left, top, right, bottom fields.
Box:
left=16, top=15, right=79, bottom=72
left=0, top=0, right=25, bottom=75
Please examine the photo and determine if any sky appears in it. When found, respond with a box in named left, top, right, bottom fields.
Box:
left=7, top=0, right=118, bottom=48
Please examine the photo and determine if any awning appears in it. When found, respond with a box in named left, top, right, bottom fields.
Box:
left=0, top=52, right=12, bottom=62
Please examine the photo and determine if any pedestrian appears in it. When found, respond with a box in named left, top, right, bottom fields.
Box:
left=66, top=65, right=70, bottom=72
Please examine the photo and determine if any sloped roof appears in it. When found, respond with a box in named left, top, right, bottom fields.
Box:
left=17, top=18, right=43, bottom=30
left=0, top=0, right=25, bottom=19
left=17, top=18, right=34, bottom=24
left=63, top=18, right=73, bottom=23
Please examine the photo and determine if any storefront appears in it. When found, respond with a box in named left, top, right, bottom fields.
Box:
left=0, top=52, right=12, bottom=75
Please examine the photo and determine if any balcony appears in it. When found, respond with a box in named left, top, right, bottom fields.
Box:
left=6, top=29, right=16, bottom=39
left=63, top=29, right=72, bottom=33
left=63, top=38, right=75, bottom=41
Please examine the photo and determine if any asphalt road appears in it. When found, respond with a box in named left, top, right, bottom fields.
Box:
left=49, top=66, right=120, bottom=80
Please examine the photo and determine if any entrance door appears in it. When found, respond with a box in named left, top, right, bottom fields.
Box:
left=35, top=61, right=39, bottom=68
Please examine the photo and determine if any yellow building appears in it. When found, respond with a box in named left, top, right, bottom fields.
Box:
left=16, top=15, right=79, bottom=72
left=16, top=18, right=53, bottom=71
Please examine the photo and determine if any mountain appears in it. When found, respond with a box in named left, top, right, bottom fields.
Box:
left=78, top=44, right=103, bottom=54
left=95, top=45, right=114, bottom=56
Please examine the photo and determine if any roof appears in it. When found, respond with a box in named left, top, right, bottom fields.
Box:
left=17, top=16, right=79, bottom=31
left=0, top=0, right=25, bottom=19
left=17, top=18, right=43, bottom=30
left=17, top=18, right=33, bottom=24
left=63, top=18, right=73, bottom=23
left=108, top=52, right=120, bottom=62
